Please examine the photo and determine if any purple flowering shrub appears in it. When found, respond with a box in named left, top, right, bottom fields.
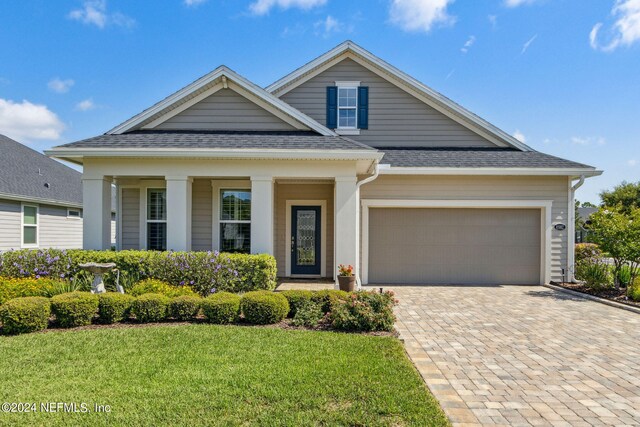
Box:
left=0, top=249, right=277, bottom=297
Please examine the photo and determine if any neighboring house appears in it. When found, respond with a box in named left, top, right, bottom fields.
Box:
left=0, top=134, right=116, bottom=251
left=576, top=206, right=598, bottom=244
left=47, top=41, right=601, bottom=285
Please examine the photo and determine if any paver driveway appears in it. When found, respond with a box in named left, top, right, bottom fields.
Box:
left=389, top=285, right=640, bottom=426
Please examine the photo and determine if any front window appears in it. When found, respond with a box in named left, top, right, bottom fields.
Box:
left=22, top=205, right=38, bottom=247
left=337, top=87, right=357, bottom=129
left=220, top=190, right=251, bottom=253
left=147, top=189, right=166, bottom=251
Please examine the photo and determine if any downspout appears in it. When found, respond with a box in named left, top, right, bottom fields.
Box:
left=354, top=162, right=381, bottom=289
left=568, top=175, right=586, bottom=283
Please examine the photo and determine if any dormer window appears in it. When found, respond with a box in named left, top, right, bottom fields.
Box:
left=326, top=82, right=368, bottom=134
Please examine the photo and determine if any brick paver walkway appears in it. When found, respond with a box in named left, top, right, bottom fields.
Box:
left=388, top=285, right=640, bottom=426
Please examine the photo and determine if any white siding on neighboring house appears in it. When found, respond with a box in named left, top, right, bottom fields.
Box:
left=280, top=58, right=496, bottom=148
left=0, top=199, right=21, bottom=251
left=121, top=188, right=140, bottom=250
left=154, top=88, right=296, bottom=131
left=360, top=175, right=570, bottom=282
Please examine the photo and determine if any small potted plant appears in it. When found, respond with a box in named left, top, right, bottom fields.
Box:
left=337, top=264, right=356, bottom=292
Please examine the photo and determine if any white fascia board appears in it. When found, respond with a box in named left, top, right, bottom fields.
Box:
left=266, top=41, right=532, bottom=151
left=45, top=148, right=383, bottom=162
left=107, top=66, right=335, bottom=136
left=378, top=167, right=603, bottom=177
left=0, top=192, right=83, bottom=209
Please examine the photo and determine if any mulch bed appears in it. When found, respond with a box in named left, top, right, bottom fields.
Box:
left=553, top=282, right=640, bottom=308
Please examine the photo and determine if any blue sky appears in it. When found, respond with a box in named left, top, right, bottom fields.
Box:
left=1, top=0, right=639, bottom=203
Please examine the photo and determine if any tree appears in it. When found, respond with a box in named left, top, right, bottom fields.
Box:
left=600, top=181, right=640, bottom=214
left=588, top=206, right=640, bottom=287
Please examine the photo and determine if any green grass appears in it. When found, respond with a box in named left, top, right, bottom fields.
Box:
left=0, top=325, right=448, bottom=426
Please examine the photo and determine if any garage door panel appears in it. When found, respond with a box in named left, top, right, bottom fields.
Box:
left=368, top=208, right=541, bottom=285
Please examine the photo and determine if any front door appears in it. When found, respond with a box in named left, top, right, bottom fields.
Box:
left=291, top=206, right=321, bottom=275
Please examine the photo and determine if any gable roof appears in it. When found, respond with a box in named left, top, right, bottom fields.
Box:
left=267, top=40, right=532, bottom=151
left=108, top=66, right=336, bottom=136
left=0, top=134, right=83, bottom=206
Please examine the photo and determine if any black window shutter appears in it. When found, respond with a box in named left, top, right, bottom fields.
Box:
left=357, top=86, right=369, bottom=129
left=326, top=86, right=338, bottom=129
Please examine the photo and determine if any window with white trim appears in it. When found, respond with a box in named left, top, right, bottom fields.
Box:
left=337, top=87, right=358, bottom=129
left=22, top=204, right=38, bottom=247
left=220, top=189, right=251, bottom=253
left=146, top=188, right=166, bottom=251
left=67, top=209, right=82, bottom=219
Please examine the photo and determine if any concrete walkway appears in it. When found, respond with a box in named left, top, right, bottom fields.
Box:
left=388, top=285, right=640, bottom=426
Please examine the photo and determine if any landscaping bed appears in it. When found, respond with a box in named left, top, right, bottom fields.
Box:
left=0, top=325, right=449, bottom=426
left=552, top=281, right=640, bottom=308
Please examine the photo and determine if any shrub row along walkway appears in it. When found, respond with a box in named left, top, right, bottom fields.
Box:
left=384, top=285, right=640, bottom=426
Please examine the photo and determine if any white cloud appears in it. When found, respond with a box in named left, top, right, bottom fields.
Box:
left=314, top=15, right=349, bottom=38
left=571, top=136, right=606, bottom=146
left=184, top=0, right=207, bottom=6
left=48, top=78, right=75, bottom=94
left=628, top=159, right=638, bottom=166
left=590, top=0, right=640, bottom=51
left=249, top=0, right=326, bottom=15
left=75, top=99, right=95, bottom=111
left=389, top=0, right=455, bottom=33
left=513, top=130, right=526, bottom=143
left=521, top=34, right=538, bottom=54
left=460, top=35, right=475, bottom=53
left=68, top=0, right=135, bottom=29
left=0, top=99, right=65, bottom=141
left=504, top=0, right=541, bottom=7
left=488, top=14, right=497, bottom=29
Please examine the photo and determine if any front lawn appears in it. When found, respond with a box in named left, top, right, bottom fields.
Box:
left=0, top=325, right=448, bottom=426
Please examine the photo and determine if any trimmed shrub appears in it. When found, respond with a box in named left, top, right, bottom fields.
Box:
left=0, top=296, right=50, bottom=335
left=0, top=249, right=277, bottom=295
left=311, top=289, right=349, bottom=314
left=0, top=277, right=76, bottom=305
left=98, top=293, right=134, bottom=324
left=241, top=291, right=289, bottom=325
left=131, top=293, right=169, bottom=322
left=291, top=301, right=323, bottom=327
left=168, top=295, right=202, bottom=321
left=280, top=290, right=314, bottom=317
left=51, top=292, right=99, bottom=328
left=329, top=291, right=397, bottom=332
left=201, top=292, right=241, bottom=324
left=575, top=243, right=602, bottom=264
left=129, top=279, right=197, bottom=298
left=628, top=277, right=640, bottom=302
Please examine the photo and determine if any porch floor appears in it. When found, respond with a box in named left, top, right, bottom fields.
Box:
left=275, top=279, right=335, bottom=291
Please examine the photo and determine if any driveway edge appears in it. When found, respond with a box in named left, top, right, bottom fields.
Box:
left=544, top=283, right=640, bottom=315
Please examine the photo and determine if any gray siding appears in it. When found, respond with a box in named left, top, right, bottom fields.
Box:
left=0, top=199, right=21, bottom=251
left=121, top=188, right=140, bottom=250
left=360, top=175, right=569, bottom=282
left=280, top=58, right=496, bottom=148
left=192, top=179, right=213, bottom=251
left=155, top=88, right=296, bottom=131
left=38, top=204, right=83, bottom=249
left=275, top=183, right=334, bottom=277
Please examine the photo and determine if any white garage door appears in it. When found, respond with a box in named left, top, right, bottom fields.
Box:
left=368, top=208, right=541, bottom=285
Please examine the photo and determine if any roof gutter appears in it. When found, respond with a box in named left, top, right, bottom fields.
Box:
left=378, top=166, right=603, bottom=177
left=354, top=162, right=380, bottom=290
left=568, top=174, right=587, bottom=283
left=0, top=192, right=83, bottom=209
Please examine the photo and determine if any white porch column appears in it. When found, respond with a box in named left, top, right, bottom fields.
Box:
left=82, top=177, right=112, bottom=250
left=166, top=176, right=192, bottom=251
left=250, top=176, right=274, bottom=254
left=335, top=176, right=359, bottom=282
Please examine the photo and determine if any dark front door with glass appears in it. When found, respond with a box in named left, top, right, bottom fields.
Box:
left=291, top=206, right=321, bottom=275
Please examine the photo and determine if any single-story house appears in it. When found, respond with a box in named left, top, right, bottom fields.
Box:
left=47, top=41, right=601, bottom=285
left=0, top=134, right=116, bottom=251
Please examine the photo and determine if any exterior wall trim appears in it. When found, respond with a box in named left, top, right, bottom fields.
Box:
left=20, top=202, right=39, bottom=249
left=360, top=199, right=554, bottom=286
left=285, top=199, right=327, bottom=278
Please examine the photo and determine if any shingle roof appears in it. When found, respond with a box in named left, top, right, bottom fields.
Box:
left=379, top=147, right=595, bottom=169
left=0, top=135, right=83, bottom=205
left=56, top=130, right=376, bottom=151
